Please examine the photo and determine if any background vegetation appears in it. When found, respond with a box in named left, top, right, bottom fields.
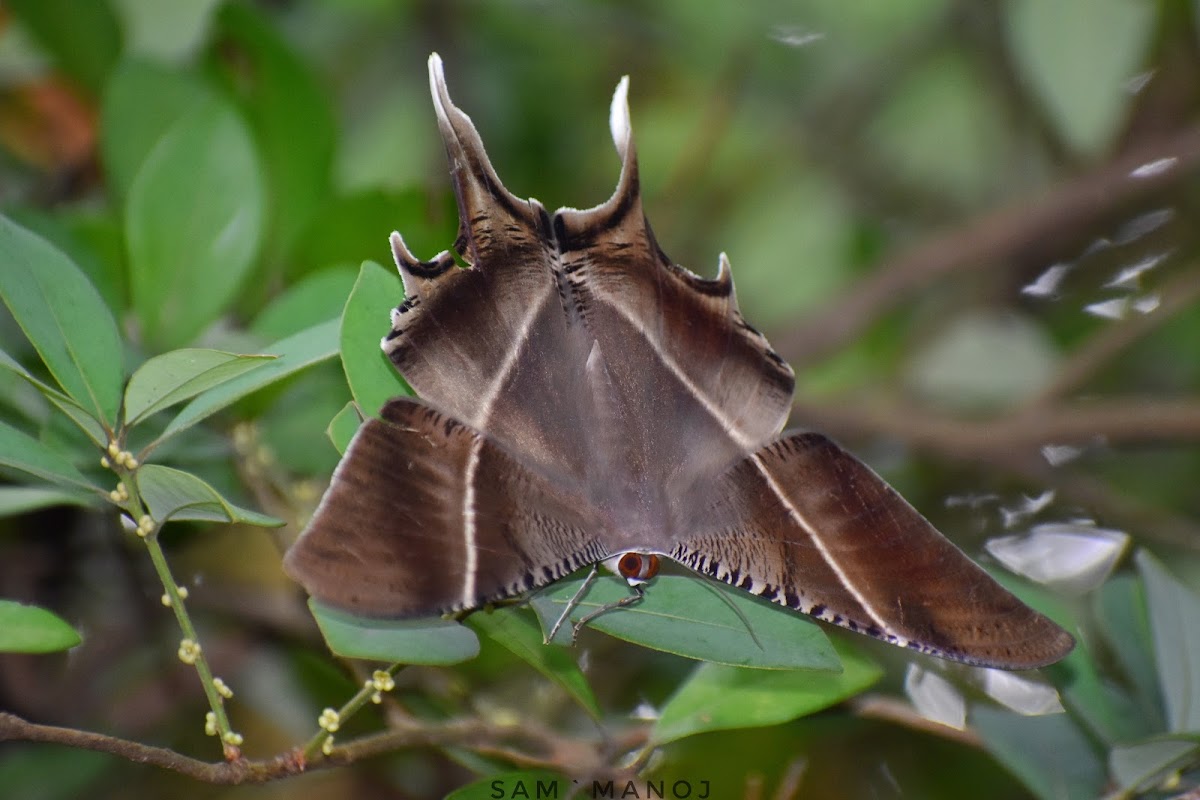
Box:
left=2, top=0, right=1199, bottom=798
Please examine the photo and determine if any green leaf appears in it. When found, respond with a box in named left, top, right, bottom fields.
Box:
left=1137, top=550, right=1200, bottom=732
left=110, top=0, right=222, bottom=62
left=256, top=371, right=347, bottom=476
left=1110, top=738, right=1200, bottom=794
left=125, top=95, right=265, bottom=349
left=6, top=207, right=126, bottom=319
left=650, top=640, right=881, bottom=746
left=0, top=600, right=81, bottom=653
left=209, top=2, right=335, bottom=263
left=5, top=0, right=120, bottom=94
left=326, top=402, right=362, bottom=456
left=972, top=705, right=1107, bottom=800
left=0, top=486, right=95, bottom=517
left=124, top=349, right=275, bottom=426
left=0, top=420, right=101, bottom=493
left=720, top=169, right=852, bottom=329
left=250, top=266, right=357, bottom=342
left=309, top=600, right=480, bottom=665
left=1006, top=0, right=1156, bottom=156
left=444, top=771, right=569, bottom=800
left=0, top=348, right=108, bottom=446
left=990, top=568, right=1144, bottom=744
left=468, top=607, right=601, bottom=719
left=530, top=571, right=839, bottom=671
left=135, top=464, right=281, bottom=527
left=1094, top=572, right=1164, bottom=730
left=156, top=319, right=339, bottom=446
left=100, top=60, right=213, bottom=197
left=290, top=189, right=452, bottom=280
left=341, top=261, right=411, bottom=416
left=867, top=51, right=1011, bottom=204
left=906, top=311, right=1058, bottom=412
left=0, top=214, right=123, bottom=430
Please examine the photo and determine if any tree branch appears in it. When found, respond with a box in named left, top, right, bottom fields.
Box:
left=791, top=397, right=1200, bottom=457
left=1024, top=265, right=1200, bottom=406
left=773, top=124, right=1200, bottom=367
left=790, top=396, right=1200, bottom=548
left=0, top=712, right=296, bottom=783
left=0, top=710, right=646, bottom=786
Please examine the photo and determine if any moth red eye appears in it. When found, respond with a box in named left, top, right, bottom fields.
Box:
left=617, top=553, right=660, bottom=580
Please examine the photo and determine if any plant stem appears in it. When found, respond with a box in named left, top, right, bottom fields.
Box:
left=302, top=663, right=402, bottom=761
left=114, top=460, right=238, bottom=758
left=142, top=531, right=236, bottom=746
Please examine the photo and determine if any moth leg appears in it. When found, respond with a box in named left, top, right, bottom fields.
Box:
left=569, top=583, right=646, bottom=643
left=546, top=563, right=600, bottom=644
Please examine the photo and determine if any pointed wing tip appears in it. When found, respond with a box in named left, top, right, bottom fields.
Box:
left=609, top=75, right=632, bottom=159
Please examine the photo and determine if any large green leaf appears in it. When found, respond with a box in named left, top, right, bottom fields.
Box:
left=1110, top=738, right=1200, bottom=794
left=1094, top=572, right=1165, bottom=730
left=1006, top=0, right=1156, bottom=156
left=650, top=640, right=881, bottom=746
left=0, top=215, right=123, bottom=431
left=530, top=570, right=839, bottom=671
left=468, top=607, right=600, bottom=719
left=110, top=0, right=222, bottom=62
left=340, top=261, right=411, bottom=416
left=0, top=486, right=95, bottom=517
left=250, top=266, right=357, bottom=342
left=125, top=95, right=265, bottom=349
left=326, top=401, right=362, bottom=456
left=973, top=705, right=1107, bottom=800
left=309, top=600, right=479, bottom=665
left=0, top=348, right=108, bottom=447
left=1138, top=550, right=1200, bottom=732
left=124, top=349, right=274, bottom=426
left=4, top=0, right=120, bottom=94
left=154, top=319, right=339, bottom=448
left=209, top=2, right=335, bottom=264
left=135, top=464, right=281, bottom=527
left=0, top=600, right=82, bottom=654
left=100, top=60, right=213, bottom=197
left=0, top=420, right=101, bottom=494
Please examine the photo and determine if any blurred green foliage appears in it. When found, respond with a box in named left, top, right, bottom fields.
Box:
left=2, top=1, right=1200, bottom=799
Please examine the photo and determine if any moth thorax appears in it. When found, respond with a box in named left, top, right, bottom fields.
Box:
left=615, top=552, right=659, bottom=585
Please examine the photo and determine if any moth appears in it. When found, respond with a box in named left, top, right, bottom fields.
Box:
left=285, top=54, right=1075, bottom=670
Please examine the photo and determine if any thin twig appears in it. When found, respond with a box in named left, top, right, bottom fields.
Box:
left=0, top=712, right=299, bottom=784
left=0, top=710, right=645, bottom=786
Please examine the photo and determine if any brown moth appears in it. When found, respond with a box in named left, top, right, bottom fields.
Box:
left=284, top=54, right=1075, bottom=670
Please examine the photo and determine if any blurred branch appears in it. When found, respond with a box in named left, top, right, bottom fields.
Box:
left=850, top=695, right=983, bottom=748
left=0, top=712, right=295, bottom=783
left=1025, top=265, right=1200, bottom=406
left=775, top=124, right=1200, bottom=367
left=792, top=395, right=1200, bottom=548
left=791, top=396, right=1200, bottom=455
left=0, top=710, right=645, bottom=785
